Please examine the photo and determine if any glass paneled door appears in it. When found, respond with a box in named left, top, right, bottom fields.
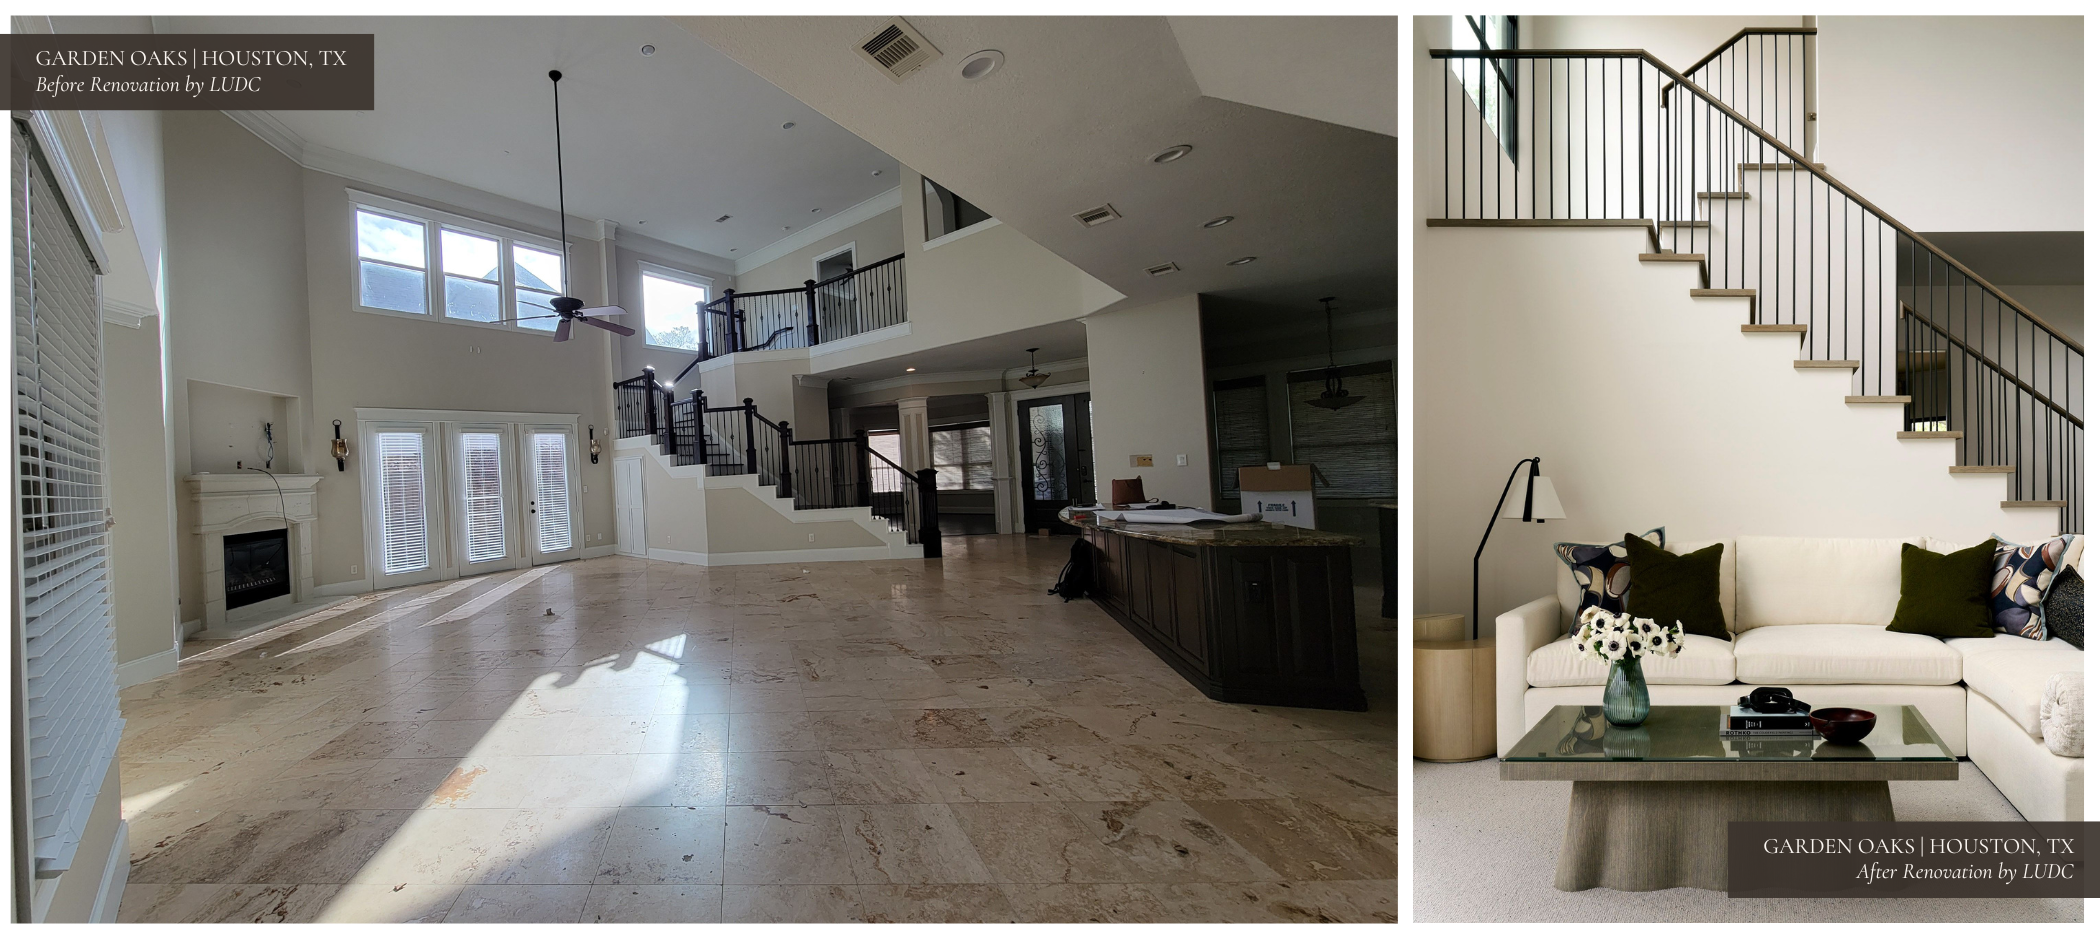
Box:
left=522, top=427, right=582, bottom=565
left=453, top=427, right=518, bottom=577
left=1018, top=393, right=1093, bottom=535
left=365, top=424, right=444, bottom=589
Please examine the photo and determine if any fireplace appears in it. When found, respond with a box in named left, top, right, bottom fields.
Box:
left=224, top=529, right=291, bottom=610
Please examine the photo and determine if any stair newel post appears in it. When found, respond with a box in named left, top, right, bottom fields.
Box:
left=778, top=421, right=794, bottom=501
left=723, top=288, right=744, bottom=353
left=742, top=398, right=759, bottom=476
left=688, top=388, right=703, bottom=463
left=643, top=366, right=659, bottom=440
left=915, top=467, right=942, bottom=558
left=803, top=279, right=820, bottom=347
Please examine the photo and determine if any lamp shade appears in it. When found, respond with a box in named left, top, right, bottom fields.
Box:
left=1499, top=474, right=1565, bottom=521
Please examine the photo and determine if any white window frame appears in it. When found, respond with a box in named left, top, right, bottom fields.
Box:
left=638, top=260, right=715, bottom=352
left=348, top=189, right=572, bottom=335
left=812, top=242, right=856, bottom=282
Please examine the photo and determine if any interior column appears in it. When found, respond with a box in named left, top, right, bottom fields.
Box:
left=896, top=396, right=932, bottom=472
left=984, top=390, right=1016, bottom=534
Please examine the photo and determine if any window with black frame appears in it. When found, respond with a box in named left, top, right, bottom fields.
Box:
left=1452, top=15, right=1518, bottom=161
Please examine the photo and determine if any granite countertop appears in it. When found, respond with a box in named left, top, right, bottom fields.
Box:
left=1075, top=516, right=1362, bottom=548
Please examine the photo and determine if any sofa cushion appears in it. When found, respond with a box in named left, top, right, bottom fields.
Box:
left=2039, top=671, right=2082, bottom=758
left=1559, top=538, right=1736, bottom=634
left=1732, top=623, right=1962, bottom=685
left=1888, top=540, right=1999, bottom=638
left=1525, top=633, right=1736, bottom=687
left=1623, top=538, right=1729, bottom=639
left=1552, top=528, right=1663, bottom=635
left=1990, top=534, right=2077, bottom=641
left=1956, top=641, right=2085, bottom=738
left=2043, top=567, right=2083, bottom=650
left=1735, top=536, right=1919, bottom=630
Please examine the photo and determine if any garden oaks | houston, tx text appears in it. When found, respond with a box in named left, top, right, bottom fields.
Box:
left=32, top=48, right=351, bottom=69
left=7, top=34, right=374, bottom=109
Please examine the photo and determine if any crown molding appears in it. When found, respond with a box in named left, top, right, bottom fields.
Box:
left=101, top=297, right=156, bottom=329
left=838, top=356, right=1089, bottom=396
left=734, top=186, right=903, bottom=276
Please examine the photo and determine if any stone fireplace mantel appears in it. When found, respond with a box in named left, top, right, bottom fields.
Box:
left=186, top=473, right=322, bottom=634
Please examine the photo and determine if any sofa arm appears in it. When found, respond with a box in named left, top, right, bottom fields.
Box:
left=1497, top=595, right=1564, bottom=756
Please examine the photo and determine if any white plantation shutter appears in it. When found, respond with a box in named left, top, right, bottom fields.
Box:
left=460, top=432, right=505, bottom=563
left=532, top=432, right=572, bottom=553
left=376, top=431, right=431, bottom=574
left=13, top=122, right=124, bottom=876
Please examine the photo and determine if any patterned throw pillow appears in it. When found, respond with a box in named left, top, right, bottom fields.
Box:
left=2042, top=566, right=2082, bottom=650
left=1554, top=527, right=1664, bottom=635
left=1990, top=534, right=2077, bottom=640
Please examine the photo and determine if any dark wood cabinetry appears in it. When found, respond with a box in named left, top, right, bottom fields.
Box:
left=1082, top=522, right=1365, bottom=711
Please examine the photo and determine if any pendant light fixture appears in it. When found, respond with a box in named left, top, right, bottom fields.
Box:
left=1306, top=296, right=1364, bottom=411
left=1017, top=347, right=1050, bottom=388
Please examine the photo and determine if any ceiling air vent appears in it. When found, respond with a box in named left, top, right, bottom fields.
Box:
left=714, top=214, right=732, bottom=223
left=857, top=19, right=939, bottom=83
left=1073, top=204, right=1121, bottom=228
left=1145, top=262, right=1180, bottom=277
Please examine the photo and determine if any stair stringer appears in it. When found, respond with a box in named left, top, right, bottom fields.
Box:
left=1416, top=225, right=2065, bottom=576
left=619, top=435, right=919, bottom=565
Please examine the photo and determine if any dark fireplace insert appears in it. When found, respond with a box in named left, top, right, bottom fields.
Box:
left=225, top=529, right=290, bottom=610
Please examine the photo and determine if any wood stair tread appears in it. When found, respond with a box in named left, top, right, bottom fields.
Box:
left=2004, top=501, right=2068, bottom=509
left=1845, top=396, right=1911, bottom=404
left=1696, top=191, right=1751, bottom=199
left=1427, top=218, right=1654, bottom=228
left=1898, top=431, right=1963, bottom=439
left=1742, top=324, right=1806, bottom=334
left=1739, top=162, right=1827, bottom=171
left=1691, top=289, right=1755, bottom=297
left=1949, top=466, right=2015, bottom=474
left=1795, top=360, right=1861, bottom=369
left=1639, top=253, right=1704, bottom=261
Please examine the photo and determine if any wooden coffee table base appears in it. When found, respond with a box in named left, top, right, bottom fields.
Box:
left=1555, top=780, right=1895, bottom=892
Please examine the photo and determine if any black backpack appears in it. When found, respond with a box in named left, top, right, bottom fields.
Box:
left=1048, top=537, right=1094, bottom=602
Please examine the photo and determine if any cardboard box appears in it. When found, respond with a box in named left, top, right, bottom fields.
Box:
left=1239, top=465, right=1316, bottom=529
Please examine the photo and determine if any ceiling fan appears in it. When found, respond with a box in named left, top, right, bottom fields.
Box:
left=502, top=70, right=634, bottom=343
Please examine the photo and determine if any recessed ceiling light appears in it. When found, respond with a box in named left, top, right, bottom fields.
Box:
left=872, top=169, right=883, bottom=177
left=640, top=44, right=655, bottom=56
left=1151, top=144, right=1193, bottom=164
left=1227, top=256, right=1257, bottom=266
left=905, top=367, right=916, bottom=373
left=730, top=248, right=739, bottom=252
left=781, top=121, right=796, bottom=130
left=782, top=225, right=792, bottom=231
left=960, top=49, right=1004, bottom=81
left=811, top=208, right=822, bottom=213
left=1202, top=216, right=1234, bottom=229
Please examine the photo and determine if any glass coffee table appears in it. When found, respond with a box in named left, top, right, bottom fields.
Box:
left=1502, top=705, right=1958, bottom=892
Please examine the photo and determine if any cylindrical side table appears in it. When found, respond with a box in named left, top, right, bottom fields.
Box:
left=1414, top=637, right=1496, bottom=762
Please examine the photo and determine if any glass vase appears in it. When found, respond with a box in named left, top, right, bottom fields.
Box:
left=1603, top=656, right=1650, bottom=727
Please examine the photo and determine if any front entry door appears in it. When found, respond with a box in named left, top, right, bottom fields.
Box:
left=1018, top=393, right=1093, bottom=534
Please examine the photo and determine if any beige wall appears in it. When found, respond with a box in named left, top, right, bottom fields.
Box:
left=185, top=380, right=295, bottom=474
left=612, top=236, right=735, bottom=385
left=1085, top=295, right=1213, bottom=510
left=105, top=317, right=179, bottom=671
left=707, top=485, right=884, bottom=551
left=162, top=110, right=314, bottom=625
left=737, top=204, right=906, bottom=293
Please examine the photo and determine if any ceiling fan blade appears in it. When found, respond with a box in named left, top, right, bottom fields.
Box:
left=554, top=318, right=573, bottom=342
left=581, top=316, right=636, bottom=337
left=575, top=305, right=628, bottom=318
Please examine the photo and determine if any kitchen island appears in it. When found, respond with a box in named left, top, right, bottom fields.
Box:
left=1074, top=516, right=1367, bottom=711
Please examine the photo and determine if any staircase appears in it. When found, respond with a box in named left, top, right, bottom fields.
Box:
left=614, top=369, right=941, bottom=559
left=1430, top=36, right=2082, bottom=533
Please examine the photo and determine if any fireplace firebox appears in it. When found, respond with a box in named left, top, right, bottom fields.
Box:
left=224, top=529, right=291, bottom=610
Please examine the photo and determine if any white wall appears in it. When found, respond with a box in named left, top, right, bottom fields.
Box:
left=1415, top=225, right=2063, bottom=635
left=611, top=234, right=735, bottom=385
left=1523, top=15, right=1802, bottom=70
left=737, top=204, right=905, bottom=293
left=1085, top=295, right=1213, bottom=510
left=105, top=317, right=179, bottom=676
left=1818, top=16, right=2082, bottom=232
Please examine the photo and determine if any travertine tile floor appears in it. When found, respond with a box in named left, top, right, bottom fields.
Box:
left=115, top=535, right=1398, bottom=923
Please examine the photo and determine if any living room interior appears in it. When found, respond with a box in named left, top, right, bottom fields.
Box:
left=10, top=13, right=1398, bottom=925
left=1412, top=14, right=2083, bottom=922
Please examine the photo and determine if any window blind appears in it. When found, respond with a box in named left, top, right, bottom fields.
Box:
left=460, top=432, right=505, bottom=563
left=1286, top=363, right=1397, bottom=499
left=14, top=121, right=125, bottom=876
left=532, top=433, right=572, bottom=553
left=376, top=431, right=431, bottom=574
left=931, top=424, right=992, bottom=490
left=1212, top=377, right=1270, bottom=502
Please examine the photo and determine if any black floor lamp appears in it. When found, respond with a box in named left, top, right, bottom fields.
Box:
left=1472, top=457, right=1566, bottom=640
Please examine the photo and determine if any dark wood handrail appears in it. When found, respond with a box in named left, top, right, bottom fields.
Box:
left=1664, top=26, right=1816, bottom=92
left=1430, top=47, right=2084, bottom=356
left=1899, top=303, right=2082, bottom=428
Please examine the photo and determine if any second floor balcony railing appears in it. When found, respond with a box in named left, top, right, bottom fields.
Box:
left=690, top=252, right=907, bottom=364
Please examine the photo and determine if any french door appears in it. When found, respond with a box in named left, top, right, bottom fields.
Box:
left=362, top=416, right=582, bottom=587
left=1018, top=393, right=1093, bottom=535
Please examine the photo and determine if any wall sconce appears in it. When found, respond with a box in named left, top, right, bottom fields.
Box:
left=589, top=426, right=601, bottom=464
left=331, top=419, right=348, bottom=471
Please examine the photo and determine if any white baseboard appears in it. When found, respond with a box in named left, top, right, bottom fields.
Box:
left=179, top=618, right=202, bottom=638
left=90, top=820, right=128, bottom=923
left=116, top=648, right=179, bottom=687
left=581, top=544, right=617, bottom=559
left=316, top=578, right=373, bottom=597
left=646, top=545, right=909, bottom=567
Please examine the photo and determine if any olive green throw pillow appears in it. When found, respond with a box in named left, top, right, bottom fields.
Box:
left=1886, top=540, right=1998, bottom=638
left=1622, top=535, right=1729, bottom=640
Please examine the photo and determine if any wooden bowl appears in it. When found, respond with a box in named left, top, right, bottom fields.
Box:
left=1809, top=707, right=1877, bottom=745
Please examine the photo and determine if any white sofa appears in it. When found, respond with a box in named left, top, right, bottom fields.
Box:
left=1496, top=535, right=2084, bottom=822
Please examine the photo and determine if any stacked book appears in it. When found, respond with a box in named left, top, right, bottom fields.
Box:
left=1719, top=705, right=1818, bottom=737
